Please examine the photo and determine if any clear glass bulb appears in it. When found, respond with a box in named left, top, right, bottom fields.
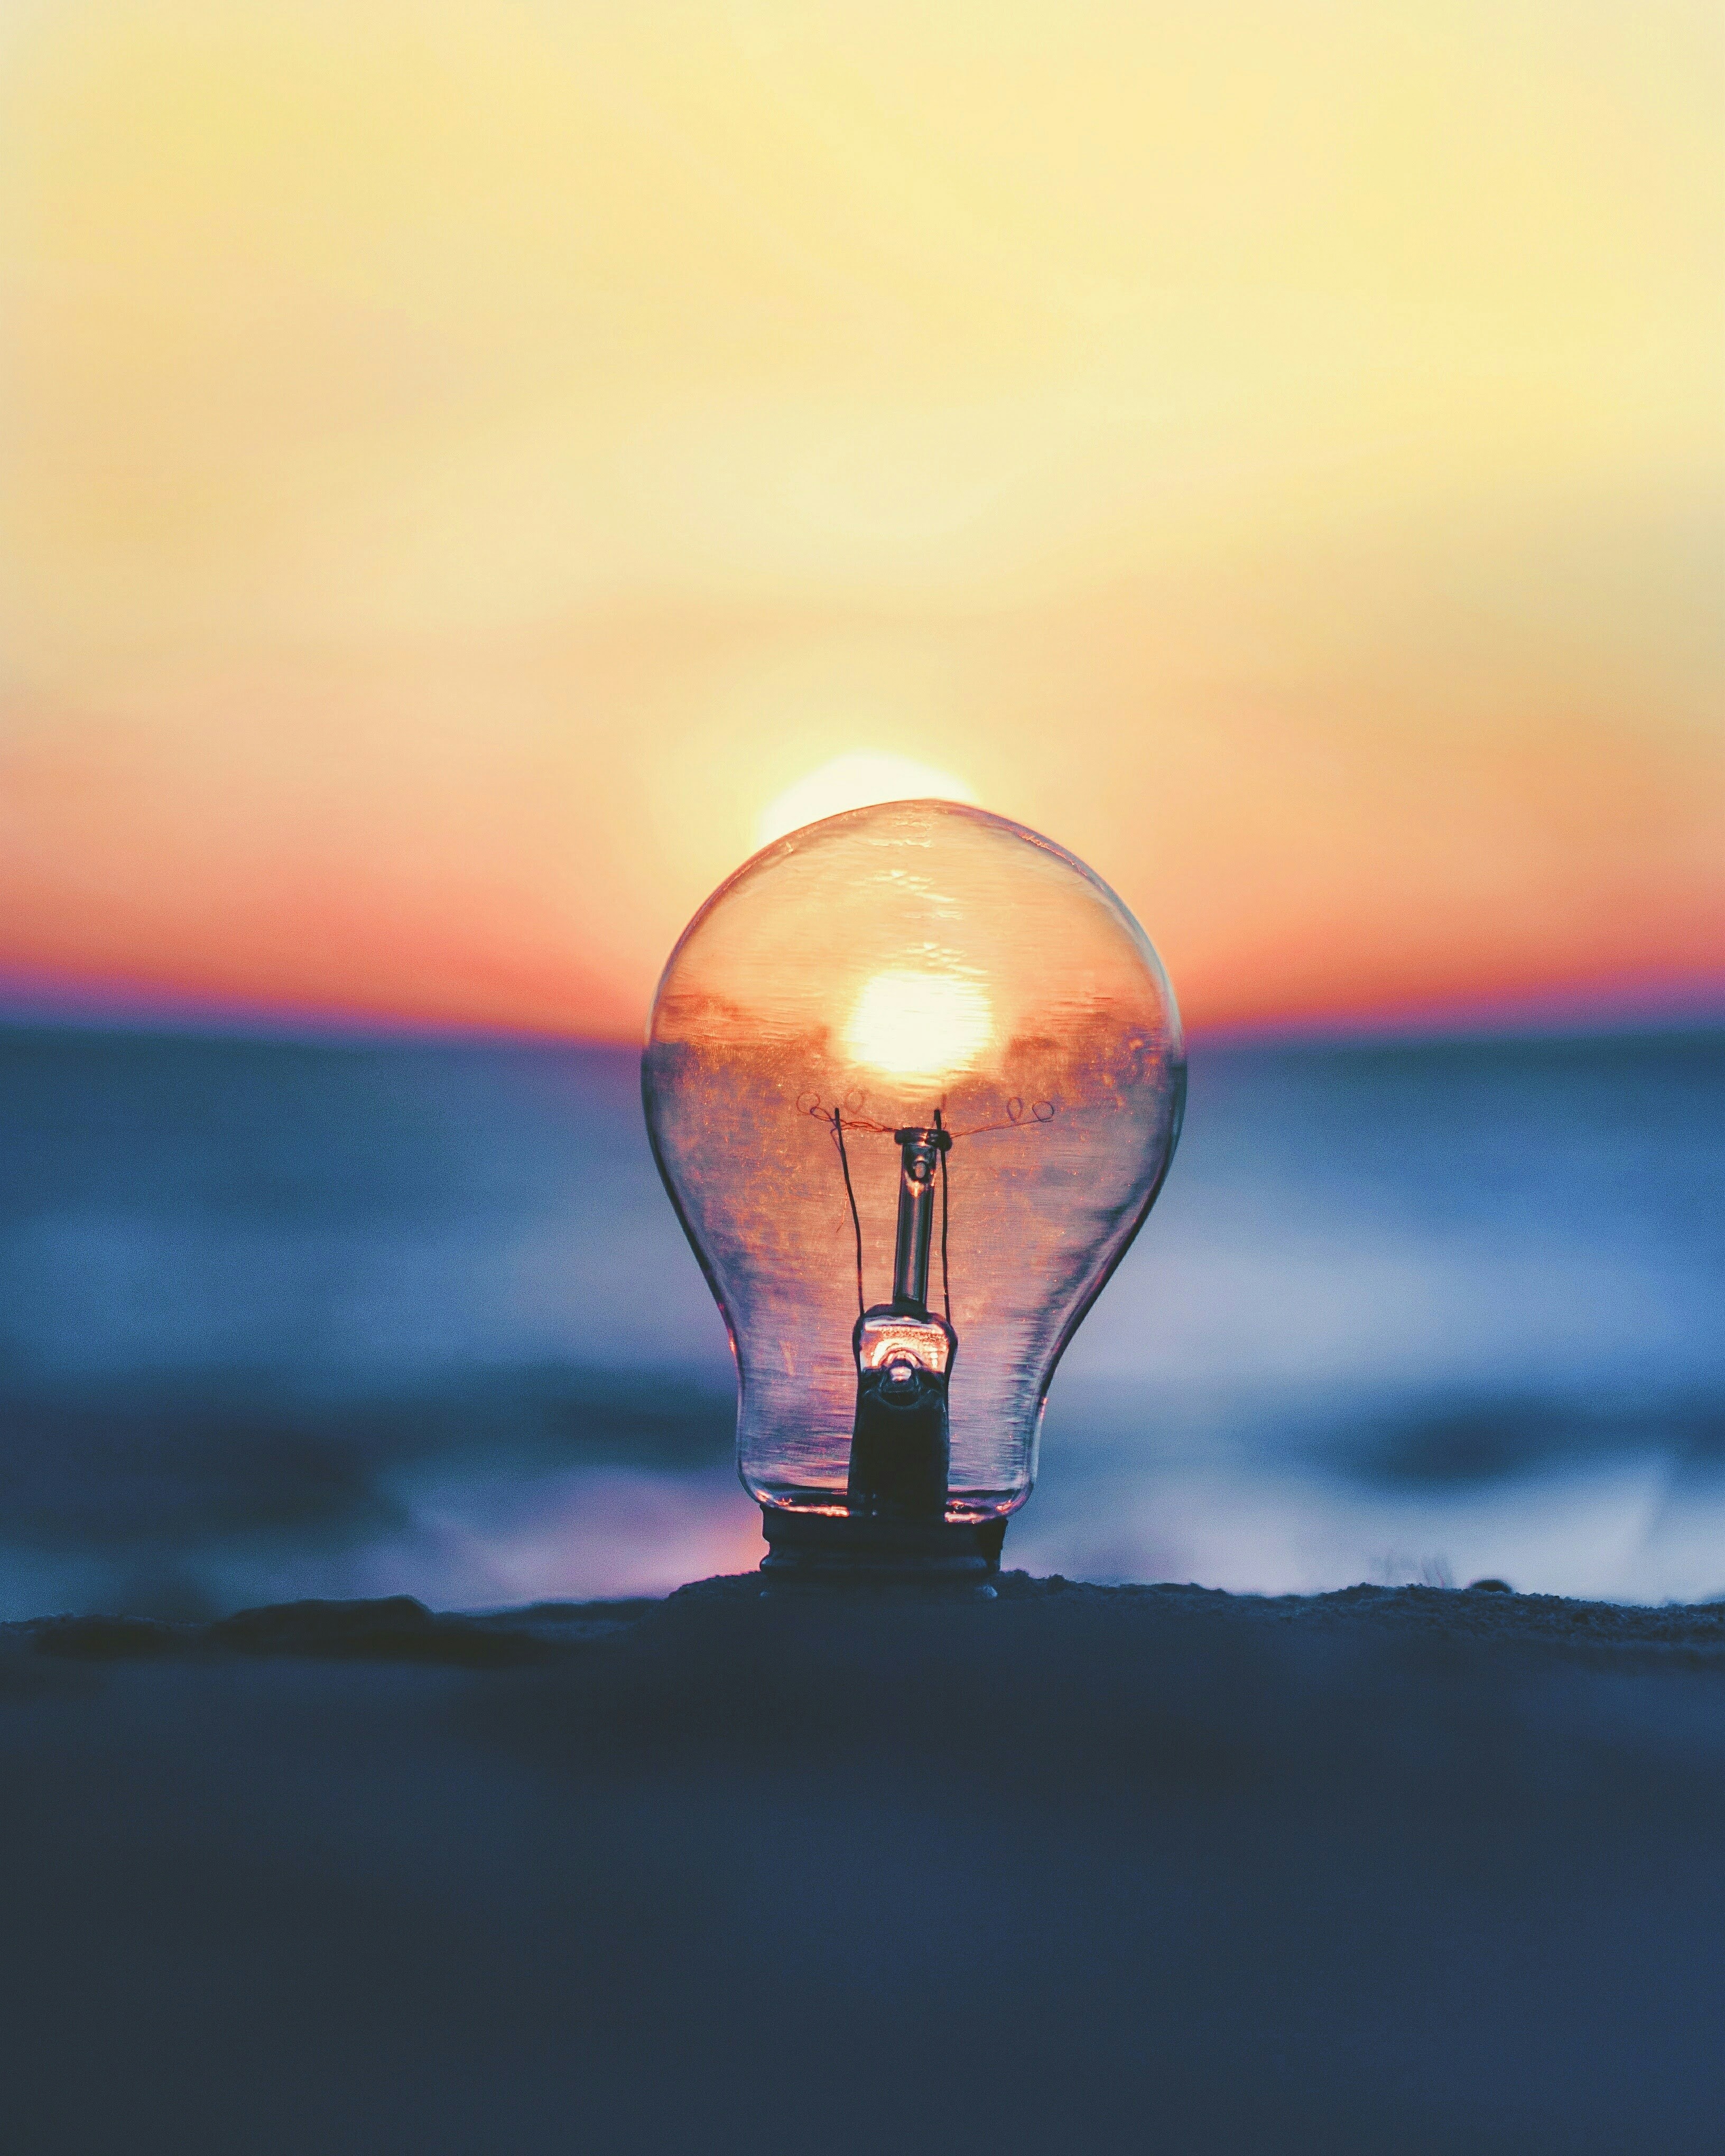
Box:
left=643, top=800, right=1184, bottom=1574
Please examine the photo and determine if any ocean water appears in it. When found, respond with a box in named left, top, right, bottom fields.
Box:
left=1, top=1022, right=1720, bottom=1615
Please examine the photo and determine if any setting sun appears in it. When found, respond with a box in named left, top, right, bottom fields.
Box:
left=755, top=755, right=977, bottom=851
left=844, top=970, right=994, bottom=1085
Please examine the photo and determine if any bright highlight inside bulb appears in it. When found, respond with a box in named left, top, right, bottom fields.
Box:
left=845, top=970, right=993, bottom=1084
left=755, top=752, right=977, bottom=849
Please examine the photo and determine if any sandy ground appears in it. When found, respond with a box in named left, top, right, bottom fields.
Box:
left=4, top=1575, right=1724, bottom=2154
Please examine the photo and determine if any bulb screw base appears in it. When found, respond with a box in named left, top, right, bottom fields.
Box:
left=758, top=1509, right=1006, bottom=1597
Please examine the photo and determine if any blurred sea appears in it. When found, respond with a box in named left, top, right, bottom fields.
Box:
left=1, top=1021, right=1720, bottom=1617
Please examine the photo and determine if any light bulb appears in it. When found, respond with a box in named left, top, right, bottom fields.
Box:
left=643, top=800, right=1184, bottom=1588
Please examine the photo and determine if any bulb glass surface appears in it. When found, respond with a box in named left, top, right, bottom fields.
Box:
left=643, top=801, right=1184, bottom=1523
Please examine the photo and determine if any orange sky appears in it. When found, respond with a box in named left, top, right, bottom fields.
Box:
left=2, top=1, right=1720, bottom=1039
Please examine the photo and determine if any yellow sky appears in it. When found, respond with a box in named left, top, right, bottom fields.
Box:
left=1, top=0, right=1720, bottom=1034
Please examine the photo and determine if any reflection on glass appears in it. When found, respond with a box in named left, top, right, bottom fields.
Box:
left=643, top=800, right=1184, bottom=1547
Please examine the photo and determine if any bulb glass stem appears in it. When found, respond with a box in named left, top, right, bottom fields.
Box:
left=889, top=1123, right=949, bottom=1311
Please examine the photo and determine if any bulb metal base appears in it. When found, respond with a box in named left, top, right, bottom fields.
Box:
left=758, top=1508, right=1006, bottom=1597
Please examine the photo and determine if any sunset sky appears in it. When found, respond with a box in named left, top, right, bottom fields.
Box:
left=2, top=0, right=1720, bottom=1039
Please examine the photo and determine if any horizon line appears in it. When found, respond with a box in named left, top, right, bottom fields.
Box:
left=1, top=968, right=1720, bottom=1054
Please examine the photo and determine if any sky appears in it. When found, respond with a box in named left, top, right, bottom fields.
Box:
left=1, top=0, right=1720, bottom=1041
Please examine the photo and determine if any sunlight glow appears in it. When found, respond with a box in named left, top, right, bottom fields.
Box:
left=755, top=754, right=977, bottom=849
left=844, top=970, right=994, bottom=1084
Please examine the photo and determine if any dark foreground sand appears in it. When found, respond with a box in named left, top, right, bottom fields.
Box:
left=6, top=1575, right=1725, bottom=2154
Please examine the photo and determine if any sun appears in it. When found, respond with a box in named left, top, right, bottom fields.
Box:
left=844, top=971, right=994, bottom=1085
left=754, top=751, right=976, bottom=850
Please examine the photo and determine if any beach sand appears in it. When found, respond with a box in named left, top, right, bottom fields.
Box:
left=5, top=1575, right=1724, bottom=2153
